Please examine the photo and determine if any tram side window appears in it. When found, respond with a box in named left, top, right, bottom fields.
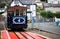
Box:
left=8, top=11, right=14, bottom=16
left=23, top=11, right=26, bottom=15
left=16, top=10, right=19, bottom=16
left=20, top=10, right=23, bottom=16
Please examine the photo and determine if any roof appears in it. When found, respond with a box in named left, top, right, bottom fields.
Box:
left=7, top=6, right=27, bottom=11
left=44, top=3, right=60, bottom=7
left=20, top=0, right=35, bottom=4
left=14, top=0, right=36, bottom=5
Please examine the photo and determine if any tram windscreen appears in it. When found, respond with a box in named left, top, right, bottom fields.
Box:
left=8, top=11, right=14, bottom=16
left=16, top=10, right=19, bottom=16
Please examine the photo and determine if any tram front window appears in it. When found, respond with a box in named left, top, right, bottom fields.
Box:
left=20, top=10, right=23, bottom=16
left=8, top=11, right=14, bottom=16
left=16, top=10, right=19, bottom=16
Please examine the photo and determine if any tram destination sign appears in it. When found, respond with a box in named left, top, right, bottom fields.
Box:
left=13, top=16, right=25, bottom=24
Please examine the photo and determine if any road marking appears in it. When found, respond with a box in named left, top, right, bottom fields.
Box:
left=15, top=32, right=26, bottom=39
left=26, top=32, right=45, bottom=39
left=9, top=32, right=18, bottom=39
left=21, top=32, right=33, bottom=39
left=1, top=30, right=11, bottom=39
left=1, top=30, right=51, bottom=39
left=26, top=32, right=51, bottom=39
left=6, top=30, right=11, bottom=39
left=24, top=32, right=35, bottom=39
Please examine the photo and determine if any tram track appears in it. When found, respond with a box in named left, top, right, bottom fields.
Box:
left=9, top=32, right=46, bottom=39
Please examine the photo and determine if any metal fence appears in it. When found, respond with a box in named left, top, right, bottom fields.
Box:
left=31, top=16, right=55, bottom=23
left=28, top=16, right=60, bottom=35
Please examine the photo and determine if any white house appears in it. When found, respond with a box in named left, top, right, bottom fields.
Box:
left=48, top=0, right=60, bottom=4
left=44, top=0, right=60, bottom=12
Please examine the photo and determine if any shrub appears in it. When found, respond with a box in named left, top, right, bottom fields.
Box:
left=40, top=11, right=47, bottom=18
left=46, top=11, right=54, bottom=18
left=37, top=7, right=44, bottom=12
left=0, top=12, right=4, bottom=15
left=0, top=3, right=6, bottom=8
left=40, top=11, right=54, bottom=18
left=54, top=12, right=60, bottom=18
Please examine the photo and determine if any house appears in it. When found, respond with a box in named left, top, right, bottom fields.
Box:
left=35, top=0, right=41, bottom=2
left=43, top=0, right=60, bottom=12
left=48, top=0, right=60, bottom=4
left=44, top=3, right=60, bottom=12
left=36, top=0, right=60, bottom=12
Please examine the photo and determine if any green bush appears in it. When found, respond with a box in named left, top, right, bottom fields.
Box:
left=46, top=11, right=54, bottom=18
left=0, top=12, right=4, bottom=15
left=54, top=12, right=60, bottom=18
left=37, top=7, right=44, bottom=12
left=0, top=3, right=6, bottom=8
left=40, top=11, right=54, bottom=18
left=40, top=11, right=47, bottom=18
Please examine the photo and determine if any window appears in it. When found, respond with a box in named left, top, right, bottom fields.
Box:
left=20, top=10, right=23, bottom=16
left=27, top=5, right=30, bottom=9
left=50, top=1, right=53, bottom=4
left=58, top=1, right=60, bottom=4
left=8, top=11, right=14, bottom=16
left=23, top=11, right=26, bottom=15
left=16, top=10, right=19, bottom=16
left=40, top=0, right=47, bottom=3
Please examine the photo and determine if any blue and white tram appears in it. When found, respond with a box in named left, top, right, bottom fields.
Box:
left=7, top=6, right=27, bottom=29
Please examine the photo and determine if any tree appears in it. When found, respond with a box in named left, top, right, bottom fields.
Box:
left=0, top=3, right=6, bottom=8
left=0, top=12, right=4, bottom=15
left=37, top=7, right=44, bottom=12
left=40, top=11, right=54, bottom=18
left=46, top=11, right=54, bottom=18
left=54, top=12, right=60, bottom=18
left=40, top=11, right=47, bottom=18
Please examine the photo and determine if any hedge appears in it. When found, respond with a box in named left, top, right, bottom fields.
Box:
left=40, top=11, right=54, bottom=18
left=54, top=12, right=60, bottom=18
left=0, top=3, right=6, bottom=8
left=0, top=12, right=4, bottom=15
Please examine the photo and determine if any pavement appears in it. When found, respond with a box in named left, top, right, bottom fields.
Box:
left=26, top=28, right=60, bottom=39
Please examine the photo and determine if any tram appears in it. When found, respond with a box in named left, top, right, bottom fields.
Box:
left=7, top=6, right=27, bottom=29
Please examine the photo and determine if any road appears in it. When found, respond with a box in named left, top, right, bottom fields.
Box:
left=0, top=22, right=60, bottom=39
left=0, top=22, right=5, bottom=30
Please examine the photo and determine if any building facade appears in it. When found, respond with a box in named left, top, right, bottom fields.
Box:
left=48, top=0, right=60, bottom=4
left=44, top=0, right=60, bottom=12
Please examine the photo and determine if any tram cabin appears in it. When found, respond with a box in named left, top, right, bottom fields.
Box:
left=7, top=6, right=27, bottom=29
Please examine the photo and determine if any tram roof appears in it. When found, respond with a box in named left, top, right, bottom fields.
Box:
left=7, top=6, right=27, bottom=11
